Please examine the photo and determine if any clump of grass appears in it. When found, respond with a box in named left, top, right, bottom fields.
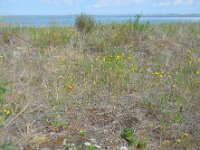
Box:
left=0, top=141, right=14, bottom=150
left=0, top=80, right=11, bottom=128
left=75, top=13, right=95, bottom=34
left=29, top=25, right=75, bottom=49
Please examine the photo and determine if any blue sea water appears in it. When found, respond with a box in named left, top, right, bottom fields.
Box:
left=0, top=15, right=200, bottom=27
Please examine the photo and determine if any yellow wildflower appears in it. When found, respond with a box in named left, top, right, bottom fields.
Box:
left=93, top=80, right=96, bottom=85
left=152, top=72, right=160, bottom=75
left=184, top=133, right=189, bottom=137
left=42, top=83, right=48, bottom=89
left=95, top=56, right=100, bottom=61
left=176, top=139, right=181, bottom=143
left=172, top=84, right=176, bottom=88
left=195, top=70, right=200, bottom=75
left=188, top=60, right=192, bottom=66
left=152, top=72, right=163, bottom=78
left=165, top=140, right=170, bottom=145
left=60, top=56, right=65, bottom=61
left=195, top=80, right=200, bottom=84
left=128, top=44, right=132, bottom=48
left=103, top=55, right=113, bottom=62
left=194, top=58, right=200, bottom=62
left=3, top=108, right=11, bottom=115
left=167, top=75, right=172, bottom=78
left=131, top=64, right=135, bottom=72
left=103, top=56, right=106, bottom=62
left=115, top=55, right=122, bottom=60
left=67, top=84, right=75, bottom=90
left=187, top=49, right=192, bottom=54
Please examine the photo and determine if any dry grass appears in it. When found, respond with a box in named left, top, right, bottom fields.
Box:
left=0, top=21, right=200, bottom=150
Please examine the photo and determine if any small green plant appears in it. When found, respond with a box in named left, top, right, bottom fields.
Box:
left=121, top=128, right=148, bottom=149
left=0, top=80, right=10, bottom=127
left=0, top=141, right=14, bottom=150
left=121, top=128, right=136, bottom=146
left=79, top=130, right=86, bottom=138
left=0, top=80, right=8, bottom=99
left=65, top=142, right=100, bottom=150
left=51, top=120, right=64, bottom=128
left=86, top=146, right=98, bottom=150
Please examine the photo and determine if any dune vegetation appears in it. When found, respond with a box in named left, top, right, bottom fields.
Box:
left=0, top=15, right=200, bottom=149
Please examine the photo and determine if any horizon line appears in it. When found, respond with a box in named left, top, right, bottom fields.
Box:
left=1, top=13, right=200, bottom=16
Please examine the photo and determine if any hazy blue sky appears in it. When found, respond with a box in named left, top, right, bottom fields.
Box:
left=0, top=0, right=200, bottom=15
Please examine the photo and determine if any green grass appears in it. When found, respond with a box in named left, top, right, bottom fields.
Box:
left=0, top=19, right=200, bottom=149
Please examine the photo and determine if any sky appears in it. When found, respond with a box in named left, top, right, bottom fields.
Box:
left=0, top=0, right=200, bottom=15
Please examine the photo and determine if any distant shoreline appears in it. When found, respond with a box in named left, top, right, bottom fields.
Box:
left=1, top=14, right=200, bottom=18
left=1, top=15, right=199, bottom=27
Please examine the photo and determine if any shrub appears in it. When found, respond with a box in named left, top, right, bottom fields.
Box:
left=75, top=13, right=95, bottom=33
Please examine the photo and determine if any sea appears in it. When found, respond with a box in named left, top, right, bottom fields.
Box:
left=0, top=15, right=200, bottom=27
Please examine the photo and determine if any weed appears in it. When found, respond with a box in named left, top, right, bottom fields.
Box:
left=135, top=139, right=147, bottom=149
left=121, top=128, right=136, bottom=146
left=0, top=141, right=14, bottom=150
left=0, top=80, right=10, bottom=128
left=121, top=128, right=147, bottom=149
